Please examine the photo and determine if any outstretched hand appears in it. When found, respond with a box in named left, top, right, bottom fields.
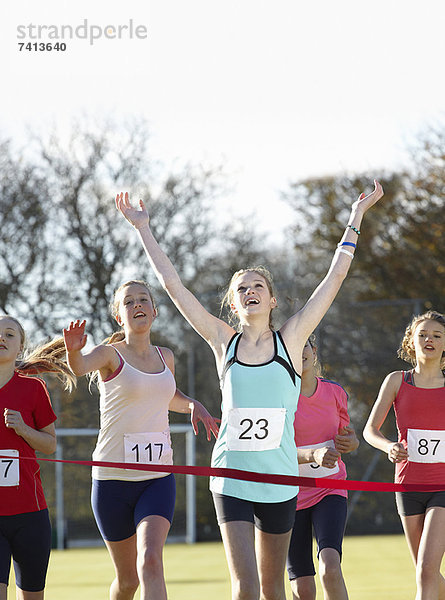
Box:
left=63, top=320, right=88, bottom=353
left=352, top=180, right=384, bottom=215
left=116, top=192, right=150, bottom=230
left=190, top=400, right=220, bottom=441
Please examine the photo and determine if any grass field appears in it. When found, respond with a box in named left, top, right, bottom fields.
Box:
left=8, top=534, right=420, bottom=599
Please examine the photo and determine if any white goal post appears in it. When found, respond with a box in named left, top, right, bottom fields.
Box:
left=53, top=425, right=196, bottom=549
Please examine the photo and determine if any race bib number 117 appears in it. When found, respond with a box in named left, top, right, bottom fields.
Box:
left=124, top=432, right=171, bottom=465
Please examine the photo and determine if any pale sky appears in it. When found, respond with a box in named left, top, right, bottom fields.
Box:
left=2, top=0, right=445, bottom=235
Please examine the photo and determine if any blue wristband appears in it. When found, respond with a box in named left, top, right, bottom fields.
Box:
left=337, top=241, right=357, bottom=249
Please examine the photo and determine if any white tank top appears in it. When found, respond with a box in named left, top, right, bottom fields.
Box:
left=92, top=346, right=177, bottom=481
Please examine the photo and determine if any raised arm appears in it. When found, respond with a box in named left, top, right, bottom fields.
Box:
left=116, top=193, right=234, bottom=361
left=363, top=371, right=408, bottom=463
left=63, top=320, right=118, bottom=380
left=280, top=180, right=384, bottom=367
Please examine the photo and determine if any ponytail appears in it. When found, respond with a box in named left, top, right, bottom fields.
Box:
left=16, top=336, right=76, bottom=392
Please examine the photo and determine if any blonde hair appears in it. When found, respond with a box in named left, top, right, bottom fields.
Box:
left=398, top=310, right=445, bottom=368
left=1, top=315, right=76, bottom=391
left=221, top=266, right=276, bottom=330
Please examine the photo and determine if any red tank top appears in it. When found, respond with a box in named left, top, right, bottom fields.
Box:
left=394, top=370, right=445, bottom=485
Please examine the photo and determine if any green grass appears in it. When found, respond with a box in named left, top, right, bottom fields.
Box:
left=8, top=535, right=419, bottom=599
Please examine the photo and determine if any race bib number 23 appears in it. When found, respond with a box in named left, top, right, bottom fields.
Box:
left=226, top=408, right=286, bottom=451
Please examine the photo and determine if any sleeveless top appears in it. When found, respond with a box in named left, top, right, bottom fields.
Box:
left=210, top=330, right=301, bottom=502
left=92, top=346, right=177, bottom=481
left=394, top=370, right=445, bottom=486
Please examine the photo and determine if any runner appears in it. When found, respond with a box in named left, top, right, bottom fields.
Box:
left=364, top=310, right=445, bottom=600
left=116, top=180, right=384, bottom=600
left=63, top=280, right=218, bottom=600
left=0, top=315, right=74, bottom=600
left=288, top=335, right=358, bottom=600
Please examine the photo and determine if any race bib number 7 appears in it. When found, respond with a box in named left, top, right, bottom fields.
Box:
left=0, top=449, right=20, bottom=486
left=407, top=429, right=445, bottom=463
left=226, top=408, right=286, bottom=451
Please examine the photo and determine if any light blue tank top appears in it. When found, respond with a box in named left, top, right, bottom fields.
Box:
left=210, top=330, right=301, bottom=502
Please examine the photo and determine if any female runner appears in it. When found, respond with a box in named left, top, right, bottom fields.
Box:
left=288, top=335, right=358, bottom=600
left=116, top=181, right=383, bottom=600
left=63, top=280, right=218, bottom=600
left=364, top=310, right=445, bottom=600
left=0, top=315, right=74, bottom=600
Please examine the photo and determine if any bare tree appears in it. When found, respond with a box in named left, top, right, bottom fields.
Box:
left=0, top=139, right=53, bottom=332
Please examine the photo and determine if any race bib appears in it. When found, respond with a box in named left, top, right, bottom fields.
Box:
left=0, top=449, right=20, bottom=486
left=407, top=429, right=445, bottom=464
left=124, top=432, right=172, bottom=465
left=226, top=408, right=286, bottom=451
left=298, top=440, right=339, bottom=478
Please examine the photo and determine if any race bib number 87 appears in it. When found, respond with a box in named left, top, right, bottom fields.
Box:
left=226, top=408, right=286, bottom=451
left=407, top=429, right=445, bottom=463
left=0, top=449, right=20, bottom=486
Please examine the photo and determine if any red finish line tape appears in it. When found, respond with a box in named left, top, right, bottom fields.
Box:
left=3, top=455, right=444, bottom=492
